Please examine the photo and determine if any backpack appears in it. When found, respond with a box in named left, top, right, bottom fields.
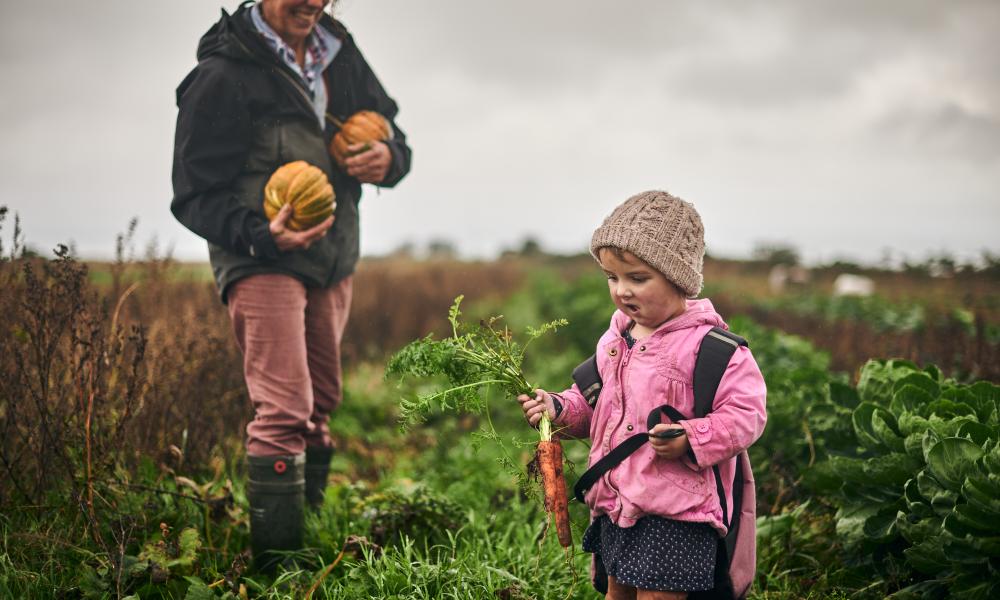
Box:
left=571, top=326, right=757, bottom=599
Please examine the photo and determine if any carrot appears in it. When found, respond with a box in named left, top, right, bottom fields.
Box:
left=386, top=296, right=572, bottom=547
left=537, top=439, right=572, bottom=548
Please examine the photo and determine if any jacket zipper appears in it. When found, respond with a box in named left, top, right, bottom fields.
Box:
left=604, top=339, right=634, bottom=512
left=230, top=30, right=324, bottom=135
left=273, top=67, right=324, bottom=132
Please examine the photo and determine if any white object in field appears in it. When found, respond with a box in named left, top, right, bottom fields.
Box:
left=768, top=264, right=811, bottom=293
left=833, top=274, right=875, bottom=297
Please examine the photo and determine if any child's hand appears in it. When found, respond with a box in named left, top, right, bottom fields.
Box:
left=518, top=389, right=556, bottom=428
left=648, top=424, right=690, bottom=460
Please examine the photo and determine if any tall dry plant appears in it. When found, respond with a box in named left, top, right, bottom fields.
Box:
left=0, top=216, right=145, bottom=542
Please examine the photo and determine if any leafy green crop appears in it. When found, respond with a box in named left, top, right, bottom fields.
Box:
left=385, top=295, right=566, bottom=440
left=808, top=359, right=1000, bottom=598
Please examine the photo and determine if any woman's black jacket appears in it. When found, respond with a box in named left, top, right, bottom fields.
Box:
left=171, top=3, right=411, bottom=301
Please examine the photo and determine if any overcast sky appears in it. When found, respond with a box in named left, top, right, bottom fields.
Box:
left=1, top=0, right=998, bottom=265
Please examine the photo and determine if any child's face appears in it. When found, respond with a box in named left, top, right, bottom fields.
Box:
left=598, top=248, right=687, bottom=331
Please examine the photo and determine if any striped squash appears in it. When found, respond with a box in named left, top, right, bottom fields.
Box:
left=263, top=161, right=335, bottom=231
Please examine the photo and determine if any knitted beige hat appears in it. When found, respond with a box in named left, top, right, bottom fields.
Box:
left=590, top=190, right=705, bottom=297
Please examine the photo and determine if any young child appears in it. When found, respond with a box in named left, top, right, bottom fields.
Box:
left=519, top=191, right=767, bottom=600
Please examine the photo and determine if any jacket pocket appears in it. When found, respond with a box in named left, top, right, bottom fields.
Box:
left=655, top=350, right=690, bottom=384
left=649, top=453, right=708, bottom=496
left=627, top=452, right=710, bottom=519
left=245, top=119, right=282, bottom=175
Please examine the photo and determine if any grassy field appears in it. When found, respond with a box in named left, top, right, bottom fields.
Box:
left=2, top=246, right=998, bottom=598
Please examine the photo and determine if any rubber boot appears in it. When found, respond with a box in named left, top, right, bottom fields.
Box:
left=247, top=454, right=305, bottom=574
left=305, top=446, right=335, bottom=510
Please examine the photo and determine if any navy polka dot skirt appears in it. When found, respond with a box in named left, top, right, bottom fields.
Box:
left=582, top=514, right=717, bottom=592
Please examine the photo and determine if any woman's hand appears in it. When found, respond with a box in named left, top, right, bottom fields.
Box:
left=269, top=204, right=334, bottom=252
left=344, top=141, right=391, bottom=183
left=518, top=389, right=556, bottom=428
left=648, top=424, right=690, bottom=460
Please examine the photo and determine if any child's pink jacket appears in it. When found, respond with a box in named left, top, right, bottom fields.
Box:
left=552, top=299, right=766, bottom=591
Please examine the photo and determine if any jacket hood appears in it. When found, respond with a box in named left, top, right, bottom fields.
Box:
left=609, top=298, right=726, bottom=337
left=195, top=5, right=259, bottom=63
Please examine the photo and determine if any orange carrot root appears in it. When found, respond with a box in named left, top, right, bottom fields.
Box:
left=537, top=440, right=572, bottom=548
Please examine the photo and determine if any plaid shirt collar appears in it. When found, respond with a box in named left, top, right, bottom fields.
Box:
left=250, top=2, right=341, bottom=124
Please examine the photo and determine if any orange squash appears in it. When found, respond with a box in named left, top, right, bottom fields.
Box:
left=328, top=111, right=392, bottom=167
left=263, top=161, right=335, bottom=231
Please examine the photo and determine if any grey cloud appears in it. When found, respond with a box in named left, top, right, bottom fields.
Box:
left=667, top=43, right=870, bottom=107
left=351, top=0, right=709, bottom=90
left=876, top=103, right=1000, bottom=161
left=669, top=1, right=998, bottom=106
left=1, top=0, right=997, bottom=261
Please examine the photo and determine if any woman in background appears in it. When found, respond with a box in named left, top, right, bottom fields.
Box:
left=171, top=0, right=411, bottom=572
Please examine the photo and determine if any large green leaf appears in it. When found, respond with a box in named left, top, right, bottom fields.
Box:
left=828, top=455, right=870, bottom=486
left=886, top=580, right=946, bottom=600
left=944, top=510, right=987, bottom=539
left=970, top=534, right=1000, bottom=557
left=898, top=411, right=930, bottom=437
left=891, top=384, right=936, bottom=417
left=893, top=372, right=940, bottom=401
left=926, top=437, right=985, bottom=492
left=895, top=509, right=938, bottom=544
left=182, top=581, right=217, bottom=600
left=806, top=401, right=855, bottom=453
left=873, top=409, right=907, bottom=453
left=956, top=420, right=994, bottom=446
left=941, top=532, right=989, bottom=565
left=828, top=380, right=860, bottom=409
left=802, top=460, right=846, bottom=493
left=857, top=485, right=908, bottom=505
left=917, top=470, right=957, bottom=516
left=854, top=402, right=899, bottom=452
left=863, top=506, right=901, bottom=542
left=963, top=476, right=1000, bottom=515
left=756, top=513, right=794, bottom=542
left=903, top=537, right=949, bottom=575
left=836, top=503, right=882, bottom=548
left=950, top=574, right=999, bottom=600
left=950, top=503, right=1000, bottom=534
left=921, top=428, right=940, bottom=463
left=904, top=431, right=927, bottom=461
left=983, top=443, right=1000, bottom=474
left=962, top=381, right=999, bottom=423
left=858, top=359, right=919, bottom=404
left=926, top=399, right=977, bottom=420
left=922, top=417, right=981, bottom=453
left=903, top=478, right=935, bottom=520
left=863, top=453, right=923, bottom=489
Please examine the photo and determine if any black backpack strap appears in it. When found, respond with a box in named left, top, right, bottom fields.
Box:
left=571, top=354, right=602, bottom=408
left=693, top=327, right=747, bottom=418
left=694, top=327, right=746, bottom=533
left=573, top=404, right=689, bottom=504
left=725, top=455, right=745, bottom=560
left=573, top=429, right=647, bottom=504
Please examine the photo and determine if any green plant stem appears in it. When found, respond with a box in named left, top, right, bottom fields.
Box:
left=423, top=379, right=508, bottom=403
left=538, top=413, right=552, bottom=442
